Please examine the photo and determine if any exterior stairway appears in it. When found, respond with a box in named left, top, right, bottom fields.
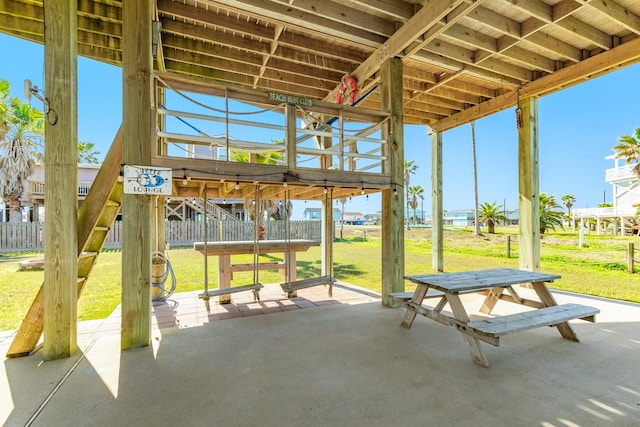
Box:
left=166, top=197, right=242, bottom=222
left=7, top=128, right=124, bottom=358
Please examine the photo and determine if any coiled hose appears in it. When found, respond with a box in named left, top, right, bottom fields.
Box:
left=151, top=251, right=176, bottom=303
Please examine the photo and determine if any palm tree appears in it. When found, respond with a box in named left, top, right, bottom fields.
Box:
left=0, top=88, right=44, bottom=222
left=419, top=187, right=425, bottom=224
left=478, top=201, right=507, bottom=234
left=337, top=197, right=347, bottom=238
left=613, top=127, right=640, bottom=176
left=561, top=194, right=576, bottom=216
left=0, top=80, right=10, bottom=141
left=408, top=185, right=424, bottom=225
left=34, top=140, right=101, bottom=165
left=539, top=193, right=564, bottom=236
left=78, top=141, right=100, bottom=164
left=232, top=140, right=287, bottom=235
left=404, top=159, right=418, bottom=229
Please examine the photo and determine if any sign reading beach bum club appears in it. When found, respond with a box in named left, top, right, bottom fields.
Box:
left=268, top=91, right=313, bottom=107
left=123, top=165, right=173, bottom=195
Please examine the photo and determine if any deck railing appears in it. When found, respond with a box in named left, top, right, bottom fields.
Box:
left=28, top=180, right=94, bottom=199
left=572, top=207, right=638, bottom=218
left=154, top=72, right=390, bottom=177
left=605, top=164, right=637, bottom=182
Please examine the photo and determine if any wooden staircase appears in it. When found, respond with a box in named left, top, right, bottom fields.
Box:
left=6, top=128, right=123, bottom=358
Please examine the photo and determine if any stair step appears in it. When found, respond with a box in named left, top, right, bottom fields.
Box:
left=79, top=251, right=98, bottom=258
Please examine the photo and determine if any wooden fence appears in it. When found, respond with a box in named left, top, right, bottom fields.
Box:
left=0, top=220, right=323, bottom=252
left=0, top=221, right=44, bottom=251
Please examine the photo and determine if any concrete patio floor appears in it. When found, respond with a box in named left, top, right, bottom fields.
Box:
left=1, top=282, right=639, bottom=426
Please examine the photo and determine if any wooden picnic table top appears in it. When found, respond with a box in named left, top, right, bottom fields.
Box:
left=194, top=239, right=321, bottom=256
left=404, top=268, right=561, bottom=294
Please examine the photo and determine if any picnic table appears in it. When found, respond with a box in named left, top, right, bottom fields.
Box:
left=397, top=268, right=599, bottom=367
left=194, top=239, right=321, bottom=302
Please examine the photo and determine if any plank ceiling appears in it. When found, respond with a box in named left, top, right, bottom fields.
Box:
left=1, top=0, right=639, bottom=131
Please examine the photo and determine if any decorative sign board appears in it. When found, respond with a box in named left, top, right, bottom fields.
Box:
left=268, top=91, right=313, bottom=107
left=123, top=165, right=172, bottom=195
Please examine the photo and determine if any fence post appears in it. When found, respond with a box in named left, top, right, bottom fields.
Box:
left=506, top=235, right=511, bottom=258
left=628, top=242, right=634, bottom=274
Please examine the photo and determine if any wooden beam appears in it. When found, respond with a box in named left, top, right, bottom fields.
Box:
left=42, top=0, right=78, bottom=361
left=215, top=0, right=386, bottom=48
left=121, top=0, right=153, bottom=350
left=518, top=96, right=540, bottom=272
left=380, top=58, right=404, bottom=307
left=586, top=0, right=640, bottom=35
left=435, top=36, right=640, bottom=131
left=324, top=0, right=468, bottom=102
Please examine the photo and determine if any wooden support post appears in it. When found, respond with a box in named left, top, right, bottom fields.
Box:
left=153, top=196, right=166, bottom=253
left=431, top=129, right=443, bottom=272
left=381, top=58, right=404, bottom=307
left=628, top=242, right=634, bottom=274
left=506, top=235, right=511, bottom=258
left=121, top=0, right=154, bottom=350
left=286, top=103, right=297, bottom=169
left=42, top=0, right=78, bottom=360
left=321, top=190, right=333, bottom=281
left=517, top=96, right=540, bottom=272
left=218, top=254, right=232, bottom=304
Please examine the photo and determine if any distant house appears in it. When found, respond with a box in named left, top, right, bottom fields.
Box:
left=573, top=152, right=640, bottom=235
left=303, top=208, right=321, bottom=220
left=444, top=209, right=474, bottom=226
left=2, top=163, right=101, bottom=222
left=303, top=207, right=341, bottom=220
left=343, top=212, right=365, bottom=225
left=505, top=210, right=519, bottom=225
left=364, top=213, right=381, bottom=225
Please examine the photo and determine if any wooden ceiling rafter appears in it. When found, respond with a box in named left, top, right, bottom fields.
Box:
left=1, top=0, right=639, bottom=128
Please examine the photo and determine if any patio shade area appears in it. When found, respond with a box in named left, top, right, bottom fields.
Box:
left=2, top=0, right=640, bottom=380
left=2, top=284, right=639, bottom=426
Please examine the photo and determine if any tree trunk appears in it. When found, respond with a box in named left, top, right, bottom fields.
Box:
left=471, top=121, right=482, bottom=236
left=8, top=199, right=23, bottom=222
left=406, top=186, right=410, bottom=230
left=488, top=220, right=495, bottom=234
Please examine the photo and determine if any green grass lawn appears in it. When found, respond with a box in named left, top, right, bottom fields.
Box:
left=1, top=226, right=639, bottom=331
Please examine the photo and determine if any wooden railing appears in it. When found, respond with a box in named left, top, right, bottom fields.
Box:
left=0, top=220, right=323, bottom=252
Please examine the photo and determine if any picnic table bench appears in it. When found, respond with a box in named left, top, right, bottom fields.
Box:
left=401, top=268, right=599, bottom=367
left=194, top=239, right=321, bottom=302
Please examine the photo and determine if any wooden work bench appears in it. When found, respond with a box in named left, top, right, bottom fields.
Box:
left=194, top=239, right=321, bottom=302
left=397, top=268, right=599, bottom=367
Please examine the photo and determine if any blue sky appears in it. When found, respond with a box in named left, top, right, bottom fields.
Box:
left=2, top=33, right=639, bottom=219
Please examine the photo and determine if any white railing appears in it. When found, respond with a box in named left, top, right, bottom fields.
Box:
left=0, top=220, right=323, bottom=252
left=28, top=180, right=94, bottom=198
left=605, top=164, right=637, bottom=182
left=572, top=207, right=638, bottom=218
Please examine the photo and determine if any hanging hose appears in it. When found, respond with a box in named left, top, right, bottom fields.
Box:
left=151, top=250, right=177, bottom=303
